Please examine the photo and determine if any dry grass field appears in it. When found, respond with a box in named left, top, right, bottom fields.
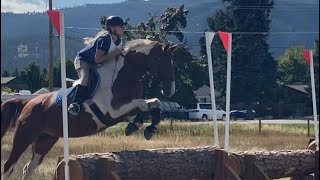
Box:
left=1, top=121, right=315, bottom=180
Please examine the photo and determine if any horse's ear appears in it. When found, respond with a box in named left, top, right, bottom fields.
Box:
left=168, top=44, right=178, bottom=53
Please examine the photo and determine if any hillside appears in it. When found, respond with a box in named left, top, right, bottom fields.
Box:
left=1, top=0, right=319, bottom=72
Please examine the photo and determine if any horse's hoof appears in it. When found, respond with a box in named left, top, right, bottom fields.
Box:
left=125, top=123, right=139, bottom=136
left=144, top=126, right=157, bottom=140
left=68, top=103, right=80, bottom=116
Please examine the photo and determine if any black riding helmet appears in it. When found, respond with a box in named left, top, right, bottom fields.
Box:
left=106, top=16, right=125, bottom=28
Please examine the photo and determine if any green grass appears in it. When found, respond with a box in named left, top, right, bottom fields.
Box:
left=1, top=121, right=316, bottom=180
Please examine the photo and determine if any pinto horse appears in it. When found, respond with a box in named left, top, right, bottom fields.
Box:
left=1, top=39, right=177, bottom=180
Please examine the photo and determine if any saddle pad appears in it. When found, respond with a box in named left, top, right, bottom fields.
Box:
left=55, top=87, right=75, bottom=106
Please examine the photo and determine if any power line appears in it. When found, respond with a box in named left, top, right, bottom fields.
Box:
left=65, top=27, right=319, bottom=35
left=125, top=1, right=319, bottom=10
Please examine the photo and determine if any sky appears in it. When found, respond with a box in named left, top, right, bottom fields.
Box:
left=1, top=0, right=126, bottom=14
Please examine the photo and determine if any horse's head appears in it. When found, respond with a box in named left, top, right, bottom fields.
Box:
left=122, top=39, right=178, bottom=98
left=148, top=43, right=178, bottom=98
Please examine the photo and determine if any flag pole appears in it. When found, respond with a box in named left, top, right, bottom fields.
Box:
left=308, top=50, right=319, bottom=151
left=224, top=33, right=232, bottom=151
left=59, top=12, right=70, bottom=180
left=205, top=32, right=219, bottom=146
left=47, top=10, right=70, bottom=180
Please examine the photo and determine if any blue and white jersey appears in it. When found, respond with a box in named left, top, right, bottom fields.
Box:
left=77, top=32, right=122, bottom=64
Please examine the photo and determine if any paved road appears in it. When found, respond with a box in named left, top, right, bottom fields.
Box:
left=183, top=119, right=319, bottom=125
left=229, top=119, right=318, bottom=124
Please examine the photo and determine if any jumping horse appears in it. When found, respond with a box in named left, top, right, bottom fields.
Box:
left=1, top=39, right=177, bottom=180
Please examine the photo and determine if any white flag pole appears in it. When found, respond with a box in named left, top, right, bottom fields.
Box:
left=59, top=12, right=70, bottom=180
left=224, top=33, right=232, bottom=151
left=205, top=32, right=219, bottom=146
left=309, top=50, right=319, bottom=151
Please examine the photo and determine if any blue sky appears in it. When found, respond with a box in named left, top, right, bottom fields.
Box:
left=1, top=0, right=126, bottom=13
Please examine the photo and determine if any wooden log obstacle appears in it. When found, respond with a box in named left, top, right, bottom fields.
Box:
left=54, top=145, right=318, bottom=180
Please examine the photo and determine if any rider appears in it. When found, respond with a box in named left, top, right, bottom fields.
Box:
left=68, top=16, right=125, bottom=116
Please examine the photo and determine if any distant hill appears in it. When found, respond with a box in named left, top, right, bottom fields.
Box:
left=1, top=0, right=319, bottom=72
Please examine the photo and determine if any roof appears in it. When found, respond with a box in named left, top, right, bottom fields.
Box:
left=33, top=88, right=50, bottom=95
left=33, top=87, right=60, bottom=95
left=66, top=78, right=75, bottom=82
left=284, top=84, right=309, bottom=94
left=1, top=77, right=16, bottom=84
left=194, top=85, right=210, bottom=96
left=194, top=85, right=220, bottom=97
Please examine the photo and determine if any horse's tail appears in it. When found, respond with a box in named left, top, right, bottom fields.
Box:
left=1, top=98, right=29, bottom=141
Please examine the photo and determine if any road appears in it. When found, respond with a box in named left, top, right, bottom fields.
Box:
left=183, top=119, right=319, bottom=125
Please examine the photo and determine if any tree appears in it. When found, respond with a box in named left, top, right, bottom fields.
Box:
left=200, top=0, right=276, bottom=117
left=2, top=70, right=10, bottom=77
left=13, top=68, right=19, bottom=77
left=40, top=68, right=49, bottom=88
left=277, top=47, right=309, bottom=84
left=20, top=62, right=43, bottom=92
left=53, top=59, right=78, bottom=87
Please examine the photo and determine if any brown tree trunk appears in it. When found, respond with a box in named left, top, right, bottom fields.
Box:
left=54, top=146, right=316, bottom=180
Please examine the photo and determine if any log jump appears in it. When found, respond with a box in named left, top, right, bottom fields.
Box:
left=54, top=146, right=318, bottom=180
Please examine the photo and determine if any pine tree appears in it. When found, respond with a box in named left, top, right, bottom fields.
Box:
left=200, top=0, right=277, bottom=117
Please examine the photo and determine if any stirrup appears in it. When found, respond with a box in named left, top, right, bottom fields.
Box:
left=68, top=103, right=80, bottom=116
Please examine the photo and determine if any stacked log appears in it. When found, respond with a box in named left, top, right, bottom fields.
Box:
left=54, top=146, right=316, bottom=180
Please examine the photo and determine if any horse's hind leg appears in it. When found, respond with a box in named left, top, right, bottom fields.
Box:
left=22, top=133, right=59, bottom=180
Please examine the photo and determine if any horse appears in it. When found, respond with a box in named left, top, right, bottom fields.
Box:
left=1, top=39, right=177, bottom=180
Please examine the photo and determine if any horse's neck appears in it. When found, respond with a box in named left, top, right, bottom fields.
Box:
left=98, top=58, right=121, bottom=86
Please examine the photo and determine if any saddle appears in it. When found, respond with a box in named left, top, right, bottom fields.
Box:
left=55, top=69, right=100, bottom=107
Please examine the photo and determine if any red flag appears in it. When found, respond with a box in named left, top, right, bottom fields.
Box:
left=47, top=10, right=60, bottom=35
left=302, top=49, right=311, bottom=65
left=218, top=31, right=230, bottom=52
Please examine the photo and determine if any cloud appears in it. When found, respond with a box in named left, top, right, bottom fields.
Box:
left=1, top=0, right=46, bottom=14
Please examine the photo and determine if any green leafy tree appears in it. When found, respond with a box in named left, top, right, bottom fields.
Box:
left=200, top=0, right=276, bottom=117
left=40, top=68, right=49, bottom=88
left=53, top=59, right=78, bottom=87
left=277, top=47, right=309, bottom=84
left=20, top=62, right=43, bottom=92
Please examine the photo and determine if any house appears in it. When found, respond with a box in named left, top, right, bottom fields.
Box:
left=1, top=77, right=28, bottom=90
left=194, top=85, right=220, bottom=103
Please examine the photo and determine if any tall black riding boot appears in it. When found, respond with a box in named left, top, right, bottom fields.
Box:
left=68, top=84, right=89, bottom=116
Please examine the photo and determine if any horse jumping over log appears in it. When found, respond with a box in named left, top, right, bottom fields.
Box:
left=1, top=39, right=177, bottom=180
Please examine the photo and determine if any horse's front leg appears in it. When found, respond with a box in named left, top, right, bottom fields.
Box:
left=125, top=98, right=161, bottom=136
left=144, top=108, right=161, bottom=140
left=124, top=98, right=162, bottom=140
left=109, top=98, right=161, bottom=119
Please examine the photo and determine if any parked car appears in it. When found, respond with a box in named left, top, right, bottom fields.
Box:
left=187, top=103, right=226, bottom=121
left=160, top=101, right=189, bottom=120
left=230, top=109, right=256, bottom=120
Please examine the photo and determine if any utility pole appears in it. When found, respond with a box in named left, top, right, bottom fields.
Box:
left=48, top=0, right=53, bottom=91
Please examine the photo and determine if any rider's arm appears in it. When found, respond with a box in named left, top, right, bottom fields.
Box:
left=95, top=36, right=121, bottom=64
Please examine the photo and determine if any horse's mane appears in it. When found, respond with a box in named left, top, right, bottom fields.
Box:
left=123, top=39, right=159, bottom=54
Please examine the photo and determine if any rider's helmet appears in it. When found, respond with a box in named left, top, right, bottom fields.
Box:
left=106, top=16, right=125, bottom=28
